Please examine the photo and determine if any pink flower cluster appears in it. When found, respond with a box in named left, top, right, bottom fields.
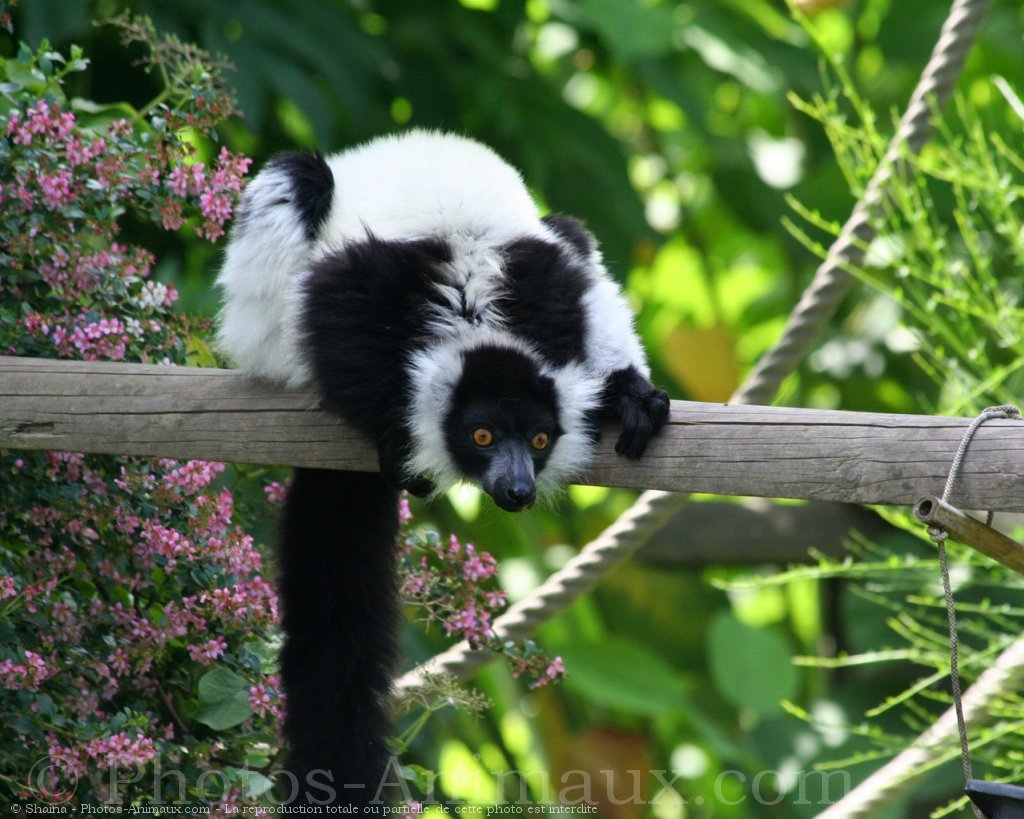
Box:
left=442, top=601, right=494, bottom=647
left=0, top=650, right=54, bottom=691
left=4, top=84, right=250, bottom=371
left=162, top=459, right=226, bottom=494
left=48, top=731, right=157, bottom=777
left=6, top=99, right=75, bottom=146
left=522, top=656, right=566, bottom=688
left=66, top=136, right=108, bottom=167
left=248, top=675, right=283, bottom=722
left=159, top=147, right=251, bottom=240
left=136, top=521, right=196, bottom=569
left=37, top=244, right=157, bottom=305
left=39, top=167, right=73, bottom=208
left=2, top=451, right=281, bottom=786
left=396, top=504, right=566, bottom=688
left=66, top=317, right=129, bottom=360
left=5, top=99, right=250, bottom=243
left=0, top=30, right=270, bottom=809
left=401, top=532, right=507, bottom=650
left=188, top=636, right=227, bottom=665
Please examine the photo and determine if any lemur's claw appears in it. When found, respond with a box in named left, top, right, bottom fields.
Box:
left=615, top=386, right=670, bottom=459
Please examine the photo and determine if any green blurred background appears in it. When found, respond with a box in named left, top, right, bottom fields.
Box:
left=11, top=0, right=1024, bottom=815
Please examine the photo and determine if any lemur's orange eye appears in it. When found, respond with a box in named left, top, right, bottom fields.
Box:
left=472, top=428, right=494, bottom=447
left=531, top=432, right=550, bottom=451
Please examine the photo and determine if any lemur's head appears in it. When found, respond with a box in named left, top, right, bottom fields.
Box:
left=407, top=330, right=602, bottom=511
left=443, top=345, right=562, bottom=511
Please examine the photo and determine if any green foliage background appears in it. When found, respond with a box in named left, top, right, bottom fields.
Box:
left=9, top=0, right=1024, bottom=816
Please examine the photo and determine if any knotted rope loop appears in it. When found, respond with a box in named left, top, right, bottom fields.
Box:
left=926, top=404, right=1022, bottom=818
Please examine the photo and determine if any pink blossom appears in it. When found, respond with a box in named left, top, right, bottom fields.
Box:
left=114, top=506, right=142, bottom=535
left=108, top=118, right=133, bottom=138
left=39, top=169, right=74, bottom=208
left=65, top=139, right=97, bottom=167
left=401, top=571, right=429, bottom=598
left=462, top=546, right=497, bottom=582
left=249, top=683, right=271, bottom=715
left=79, top=731, right=157, bottom=769
left=166, top=165, right=191, bottom=198
left=188, top=636, right=227, bottom=665
left=56, top=317, right=129, bottom=361
left=443, top=602, right=492, bottom=647
left=162, top=459, right=225, bottom=495
left=195, top=576, right=278, bottom=627
left=215, top=146, right=253, bottom=190
left=8, top=100, right=76, bottom=146
left=264, top=481, right=287, bottom=504
left=447, top=533, right=462, bottom=558
left=200, top=188, right=232, bottom=224
left=135, top=521, right=196, bottom=569
left=158, top=201, right=186, bottom=231
left=188, top=163, right=207, bottom=194
left=398, top=495, right=413, bottom=525
left=0, top=650, right=54, bottom=690
left=203, top=531, right=263, bottom=575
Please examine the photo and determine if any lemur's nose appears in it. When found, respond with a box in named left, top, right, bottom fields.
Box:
left=505, top=484, right=536, bottom=509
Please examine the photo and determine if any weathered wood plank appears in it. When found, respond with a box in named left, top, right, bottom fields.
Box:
left=3, top=356, right=1024, bottom=510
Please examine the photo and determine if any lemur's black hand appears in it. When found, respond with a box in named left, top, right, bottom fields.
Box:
left=401, top=473, right=437, bottom=498
left=604, top=367, right=670, bottom=459
left=377, top=430, right=436, bottom=497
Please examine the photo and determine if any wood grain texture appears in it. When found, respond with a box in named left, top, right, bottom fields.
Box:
left=3, top=356, right=1024, bottom=510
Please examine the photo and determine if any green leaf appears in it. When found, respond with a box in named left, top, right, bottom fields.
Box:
left=557, top=636, right=690, bottom=716
left=577, top=0, right=678, bottom=61
left=195, top=668, right=252, bottom=730
left=401, top=764, right=437, bottom=791
left=12, top=717, right=33, bottom=734
left=238, top=770, right=274, bottom=799
left=707, top=613, right=799, bottom=716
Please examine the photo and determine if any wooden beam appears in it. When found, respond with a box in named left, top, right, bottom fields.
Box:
left=3, top=356, right=1024, bottom=510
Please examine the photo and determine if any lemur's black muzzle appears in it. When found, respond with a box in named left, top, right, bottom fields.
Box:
left=484, top=445, right=536, bottom=512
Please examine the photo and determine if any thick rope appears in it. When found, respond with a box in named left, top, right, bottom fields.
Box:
left=394, top=0, right=993, bottom=698
left=734, top=0, right=993, bottom=407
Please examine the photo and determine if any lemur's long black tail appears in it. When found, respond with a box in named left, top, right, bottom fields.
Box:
left=278, top=468, right=400, bottom=806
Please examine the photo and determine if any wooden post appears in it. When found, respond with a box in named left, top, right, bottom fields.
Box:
left=4, top=356, right=1024, bottom=510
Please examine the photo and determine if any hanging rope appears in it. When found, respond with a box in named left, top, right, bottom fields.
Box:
left=933, top=407, right=1021, bottom=817
left=820, top=405, right=1024, bottom=819
left=395, top=0, right=993, bottom=699
left=817, top=637, right=1024, bottom=819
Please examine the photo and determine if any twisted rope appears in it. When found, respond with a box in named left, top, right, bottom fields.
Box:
left=395, top=0, right=993, bottom=699
left=734, top=0, right=993, bottom=407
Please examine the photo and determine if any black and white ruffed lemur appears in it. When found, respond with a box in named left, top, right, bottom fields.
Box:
left=216, top=130, right=669, bottom=806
